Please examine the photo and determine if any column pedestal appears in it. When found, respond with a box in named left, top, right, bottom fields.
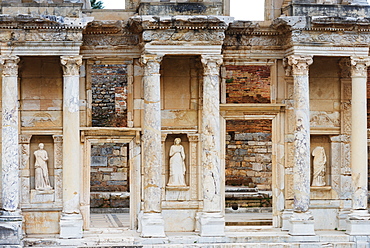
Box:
left=140, top=213, right=165, bottom=238
left=199, top=213, right=225, bottom=237
left=289, top=212, right=315, bottom=236
left=60, top=214, right=83, bottom=239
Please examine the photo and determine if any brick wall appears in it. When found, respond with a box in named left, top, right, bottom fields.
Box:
left=91, top=64, right=128, bottom=127
left=90, top=143, right=129, bottom=208
left=225, top=65, right=271, bottom=103
left=226, top=120, right=272, bottom=190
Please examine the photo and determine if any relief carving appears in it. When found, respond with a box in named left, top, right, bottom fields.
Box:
left=83, top=34, right=139, bottom=46
left=310, top=111, right=340, bottom=127
left=143, top=30, right=225, bottom=42
left=53, top=135, right=63, bottom=169
left=22, top=113, right=57, bottom=127
left=167, top=138, right=186, bottom=187
left=291, top=32, right=370, bottom=46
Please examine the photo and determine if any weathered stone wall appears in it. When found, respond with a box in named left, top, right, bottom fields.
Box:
left=225, top=120, right=272, bottom=190
left=225, top=65, right=271, bottom=103
left=91, top=64, right=128, bottom=127
left=90, top=143, right=129, bottom=208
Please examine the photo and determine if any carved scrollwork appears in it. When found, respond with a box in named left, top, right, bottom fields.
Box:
left=143, top=30, right=225, bottom=42
left=60, top=56, right=83, bottom=76
left=0, top=56, right=20, bottom=77
left=287, top=55, right=313, bottom=76
left=350, top=56, right=370, bottom=77
left=201, top=55, right=223, bottom=76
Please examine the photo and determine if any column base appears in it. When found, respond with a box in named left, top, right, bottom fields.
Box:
left=140, top=212, right=166, bottom=238
left=0, top=211, right=23, bottom=245
left=346, top=210, right=370, bottom=235
left=281, top=209, right=293, bottom=231
left=289, top=212, right=315, bottom=236
left=199, top=212, right=225, bottom=237
left=60, top=213, right=83, bottom=239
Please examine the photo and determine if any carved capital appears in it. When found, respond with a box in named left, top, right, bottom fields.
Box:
left=287, top=55, right=313, bottom=76
left=53, top=135, right=63, bottom=143
left=350, top=56, right=370, bottom=78
left=187, top=134, right=199, bottom=142
left=60, top=56, right=83, bottom=76
left=19, top=134, right=32, bottom=144
left=0, top=55, right=20, bottom=77
left=201, top=55, right=223, bottom=76
left=140, top=54, right=163, bottom=76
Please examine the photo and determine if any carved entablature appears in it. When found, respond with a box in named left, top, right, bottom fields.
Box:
left=0, top=14, right=92, bottom=43
left=129, top=15, right=228, bottom=44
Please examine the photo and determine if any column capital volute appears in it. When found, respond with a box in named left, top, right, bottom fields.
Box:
left=287, top=55, right=313, bottom=76
left=201, top=54, right=223, bottom=76
left=350, top=56, right=370, bottom=78
left=0, top=55, right=20, bottom=77
left=60, top=55, right=83, bottom=76
left=140, top=54, right=164, bottom=66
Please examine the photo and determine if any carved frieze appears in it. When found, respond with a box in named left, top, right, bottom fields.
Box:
left=143, top=30, right=225, bottom=42
left=223, top=35, right=282, bottom=47
left=310, top=111, right=340, bottom=127
left=83, top=34, right=139, bottom=46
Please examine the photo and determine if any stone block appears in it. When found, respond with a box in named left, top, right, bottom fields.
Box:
left=163, top=210, right=196, bottom=232
left=23, top=211, right=60, bottom=234
left=30, top=189, right=55, bottom=204
left=111, top=172, right=127, bottom=180
left=140, top=213, right=166, bottom=238
left=109, top=157, right=124, bottom=167
left=0, top=220, right=22, bottom=245
left=59, top=214, right=83, bottom=239
left=346, top=219, right=370, bottom=235
left=91, top=156, right=108, bottom=167
left=199, top=213, right=225, bottom=237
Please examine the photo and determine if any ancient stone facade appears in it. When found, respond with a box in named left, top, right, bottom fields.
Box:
left=1, top=0, right=370, bottom=246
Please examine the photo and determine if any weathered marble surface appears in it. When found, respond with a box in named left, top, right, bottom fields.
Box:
left=60, top=56, right=83, bottom=239
left=140, top=54, right=165, bottom=237
left=1, top=56, right=20, bottom=213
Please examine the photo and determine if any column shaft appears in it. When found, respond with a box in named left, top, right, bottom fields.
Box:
left=199, top=54, right=225, bottom=237
left=140, top=54, right=165, bottom=238
left=60, top=55, right=83, bottom=239
left=287, top=55, right=315, bottom=236
left=1, top=56, right=20, bottom=213
left=350, top=57, right=370, bottom=211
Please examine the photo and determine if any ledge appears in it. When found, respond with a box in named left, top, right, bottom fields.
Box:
left=220, top=103, right=285, bottom=115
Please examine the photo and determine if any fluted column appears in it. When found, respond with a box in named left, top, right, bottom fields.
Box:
left=346, top=56, right=370, bottom=235
left=59, top=56, right=83, bottom=239
left=199, top=54, right=225, bottom=237
left=0, top=56, right=23, bottom=245
left=287, top=55, right=315, bottom=236
left=140, top=54, right=165, bottom=238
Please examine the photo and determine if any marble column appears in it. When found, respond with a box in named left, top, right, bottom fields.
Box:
left=59, top=56, right=83, bottom=239
left=287, top=55, right=315, bottom=236
left=346, top=56, right=370, bottom=235
left=140, top=54, right=165, bottom=238
left=0, top=55, right=22, bottom=246
left=199, top=54, right=225, bottom=237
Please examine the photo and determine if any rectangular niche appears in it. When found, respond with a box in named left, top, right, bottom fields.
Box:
left=310, top=135, right=331, bottom=187
left=165, top=134, right=189, bottom=187
left=30, top=135, right=54, bottom=190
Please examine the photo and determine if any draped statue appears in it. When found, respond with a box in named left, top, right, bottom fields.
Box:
left=312, top=146, right=327, bottom=187
left=35, top=143, right=52, bottom=190
left=167, top=138, right=186, bottom=186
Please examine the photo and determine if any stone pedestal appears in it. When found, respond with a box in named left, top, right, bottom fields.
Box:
left=287, top=55, right=315, bottom=236
left=0, top=56, right=23, bottom=246
left=140, top=54, right=165, bottom=238
left=59, top=56, right=83, bottom=239
left=346, top=56, right=370, bottom=234
left=199, top=55, right=225, bottom=237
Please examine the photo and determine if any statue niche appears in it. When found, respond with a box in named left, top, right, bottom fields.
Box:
left=311, top=146, right=327, bottom=187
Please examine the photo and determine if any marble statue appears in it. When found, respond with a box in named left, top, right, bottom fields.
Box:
left=312, top=146, right=326, bottom=187
left=34, top=143, right=52, bottom=190
left=167, top=138, right=186, bottom=186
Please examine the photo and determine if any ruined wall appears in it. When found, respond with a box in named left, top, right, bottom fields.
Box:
left=91, top=64, right=128, bottom=127
left=90, top=143, right=129, bottom=208
left=225, top=65, right=271, bottom=104
left=225, top=120, right=272, bottom=190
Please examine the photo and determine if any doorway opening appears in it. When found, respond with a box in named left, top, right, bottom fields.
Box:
left=225, top=119, right=273, bottom=226
left=89, top=143, right=130, bottom=229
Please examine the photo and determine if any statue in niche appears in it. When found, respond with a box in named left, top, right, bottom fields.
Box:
left=167, top=138, right=186, bottom=187
left=34, top=143, right=52, bottom=190
left=312, top=146, right=327, bottom=187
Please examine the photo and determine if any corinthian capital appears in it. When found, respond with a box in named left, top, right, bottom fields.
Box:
left=287, top=55, right=313, bottom=76
left=140, top=54, right=163, bottom=76
left=0, top=55, right=20, bottom=77
left=350, top=56, right=370, bottom=78
left=201, top=55, right=223, bottom=76
left=60, top=56, right=83, bottom=76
